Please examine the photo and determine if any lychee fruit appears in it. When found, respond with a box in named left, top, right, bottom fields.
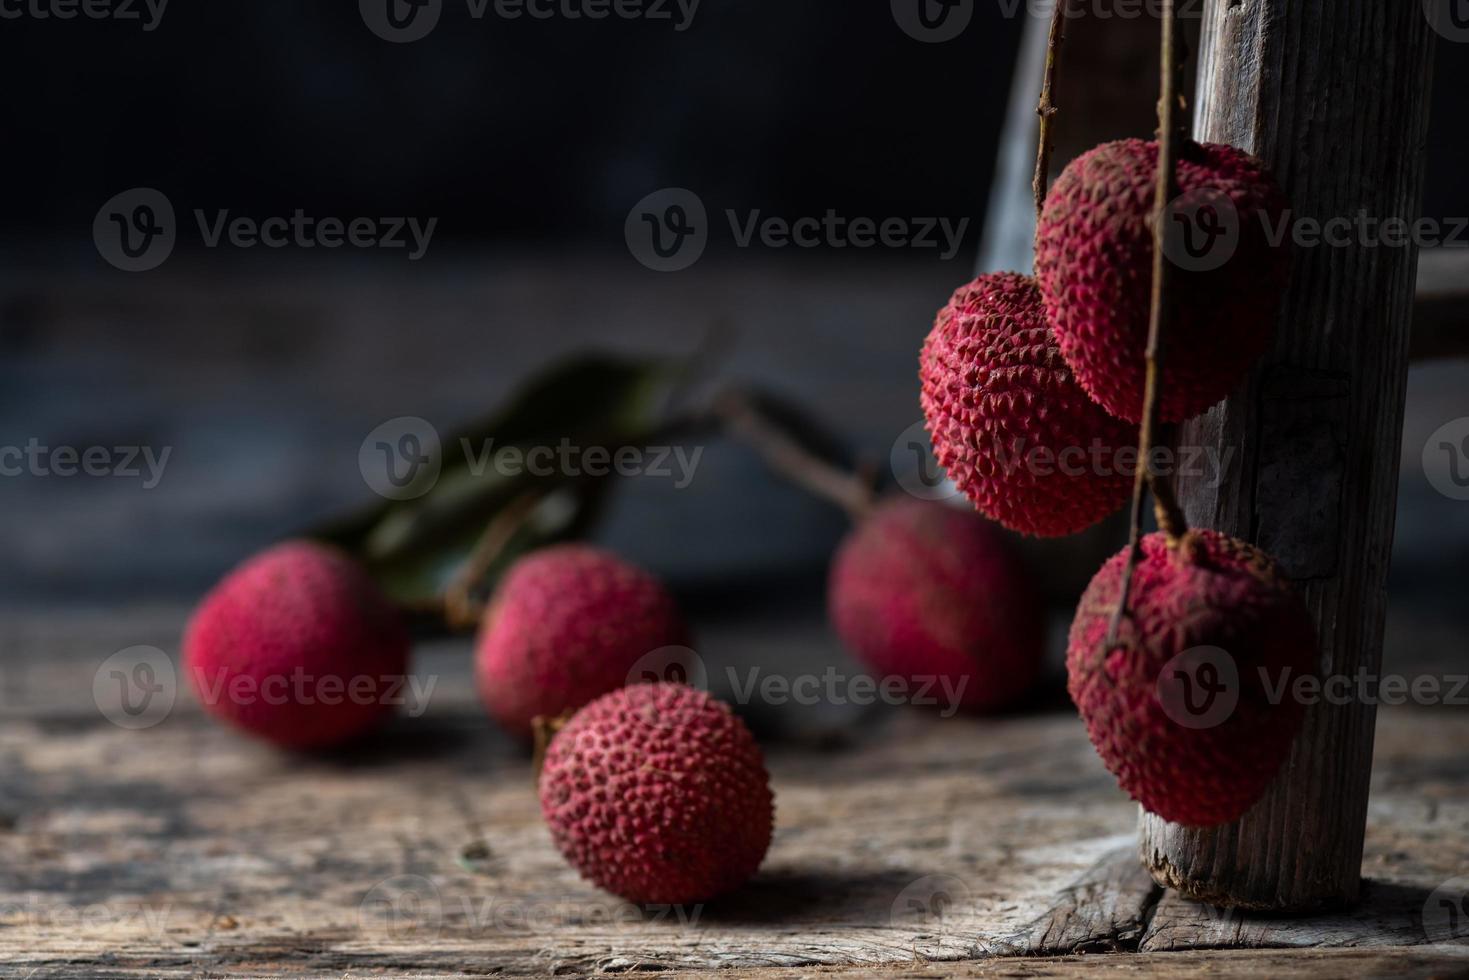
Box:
left=538, top=682, right=774, bottom=904
left=919, top=271, right=1136, bottom=537
left=475, top=545, right=689, bottom=739
left=1065, top=530, right=1317, bottom=826
left=183, top=541, right=411, bottom=749
left=827, top=497, right=1045, bottom=713
left=1035, top=138, right=1291, bottom=423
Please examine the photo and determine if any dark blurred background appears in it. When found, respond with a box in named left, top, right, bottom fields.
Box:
left=1, top=4, right=1465, bottom=719
left=4, top=4, right=1468, bottom=252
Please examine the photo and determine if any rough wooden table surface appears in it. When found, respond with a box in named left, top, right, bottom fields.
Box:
left=2, top=609, right=1467, bottom=978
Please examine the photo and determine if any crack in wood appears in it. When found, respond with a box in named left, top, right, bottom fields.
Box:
left=1003, top=845, right=1165, bottom=956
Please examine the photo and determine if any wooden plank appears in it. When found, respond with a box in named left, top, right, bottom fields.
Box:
left=1138, top=0, right=1439, bottom=911
left=3, top=610, right=1468, bottom=975
left=1003, top=845, right=1161, bottom=955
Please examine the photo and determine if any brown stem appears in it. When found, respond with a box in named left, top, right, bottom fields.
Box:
left=1032, top=0, right=1074, bottom=221
left=1106, top=0, right=1188, bottom=647
left=714, top=390, right=876, bottom=523
left=443, top=489, right=547, bottom=631
left=531, top=712, right=571, bottom=785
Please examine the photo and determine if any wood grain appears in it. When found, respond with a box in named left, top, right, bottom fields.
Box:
left=3, top=609, right=1468, bottom=975
left=1138, top=0, right=1439, bottom=910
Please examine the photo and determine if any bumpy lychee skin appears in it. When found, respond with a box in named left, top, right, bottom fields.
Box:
left=1066, top=530, right=1317, bottom=827
left=539, top=683, right=773, bottom=904
left=828, top=497, right=1044, bottom=712
left=183, top=541, right=411, bottom=749
left=476, top=545, right=689, bottom=738
left=920, top=272, right=1135, bottom=537
left=1035, top=139, right=1291, bottom=423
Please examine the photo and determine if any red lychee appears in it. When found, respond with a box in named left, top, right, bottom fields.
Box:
left=919, top=272, right=1136, bottom=537
left=538, top=682, right=774, bottom=904
left=1066, top=530, right=1316, bottom=826
left=827, top=497, right=1044, bottom=713
left=1035, top=138, right=1291, bottom=423
left=183, top=541, right=411, bottom=749
left=475, top=545, right=689, bottom=738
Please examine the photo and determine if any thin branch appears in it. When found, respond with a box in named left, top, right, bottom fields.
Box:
left=714, top=390, right=876, bottom=523
left=443, top=489, right=547, bottom=631
left=1032, top=0, right=1074, bottom=220
left=1107, top=0, right=1189, bottom=647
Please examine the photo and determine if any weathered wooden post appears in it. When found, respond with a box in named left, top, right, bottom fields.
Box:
left=1138, top=0, right=1437, bottom=910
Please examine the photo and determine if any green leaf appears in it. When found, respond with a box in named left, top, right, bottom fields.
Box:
left=307, top=353, right=694, bottom=611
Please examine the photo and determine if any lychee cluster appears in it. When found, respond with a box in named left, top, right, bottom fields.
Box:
left=920, top=273, right=1135, bottom=537
left=919, top=141, right=1289, bottom=537
left=1065, top=530, right=1316, bottom=826
left=538, top=682, right=774, bottom=904
left=911, top=137, right=1315, bottom=826
left=186, top=533, right=773, bottom=903
left=827, top=497, right=1044, bottom=712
